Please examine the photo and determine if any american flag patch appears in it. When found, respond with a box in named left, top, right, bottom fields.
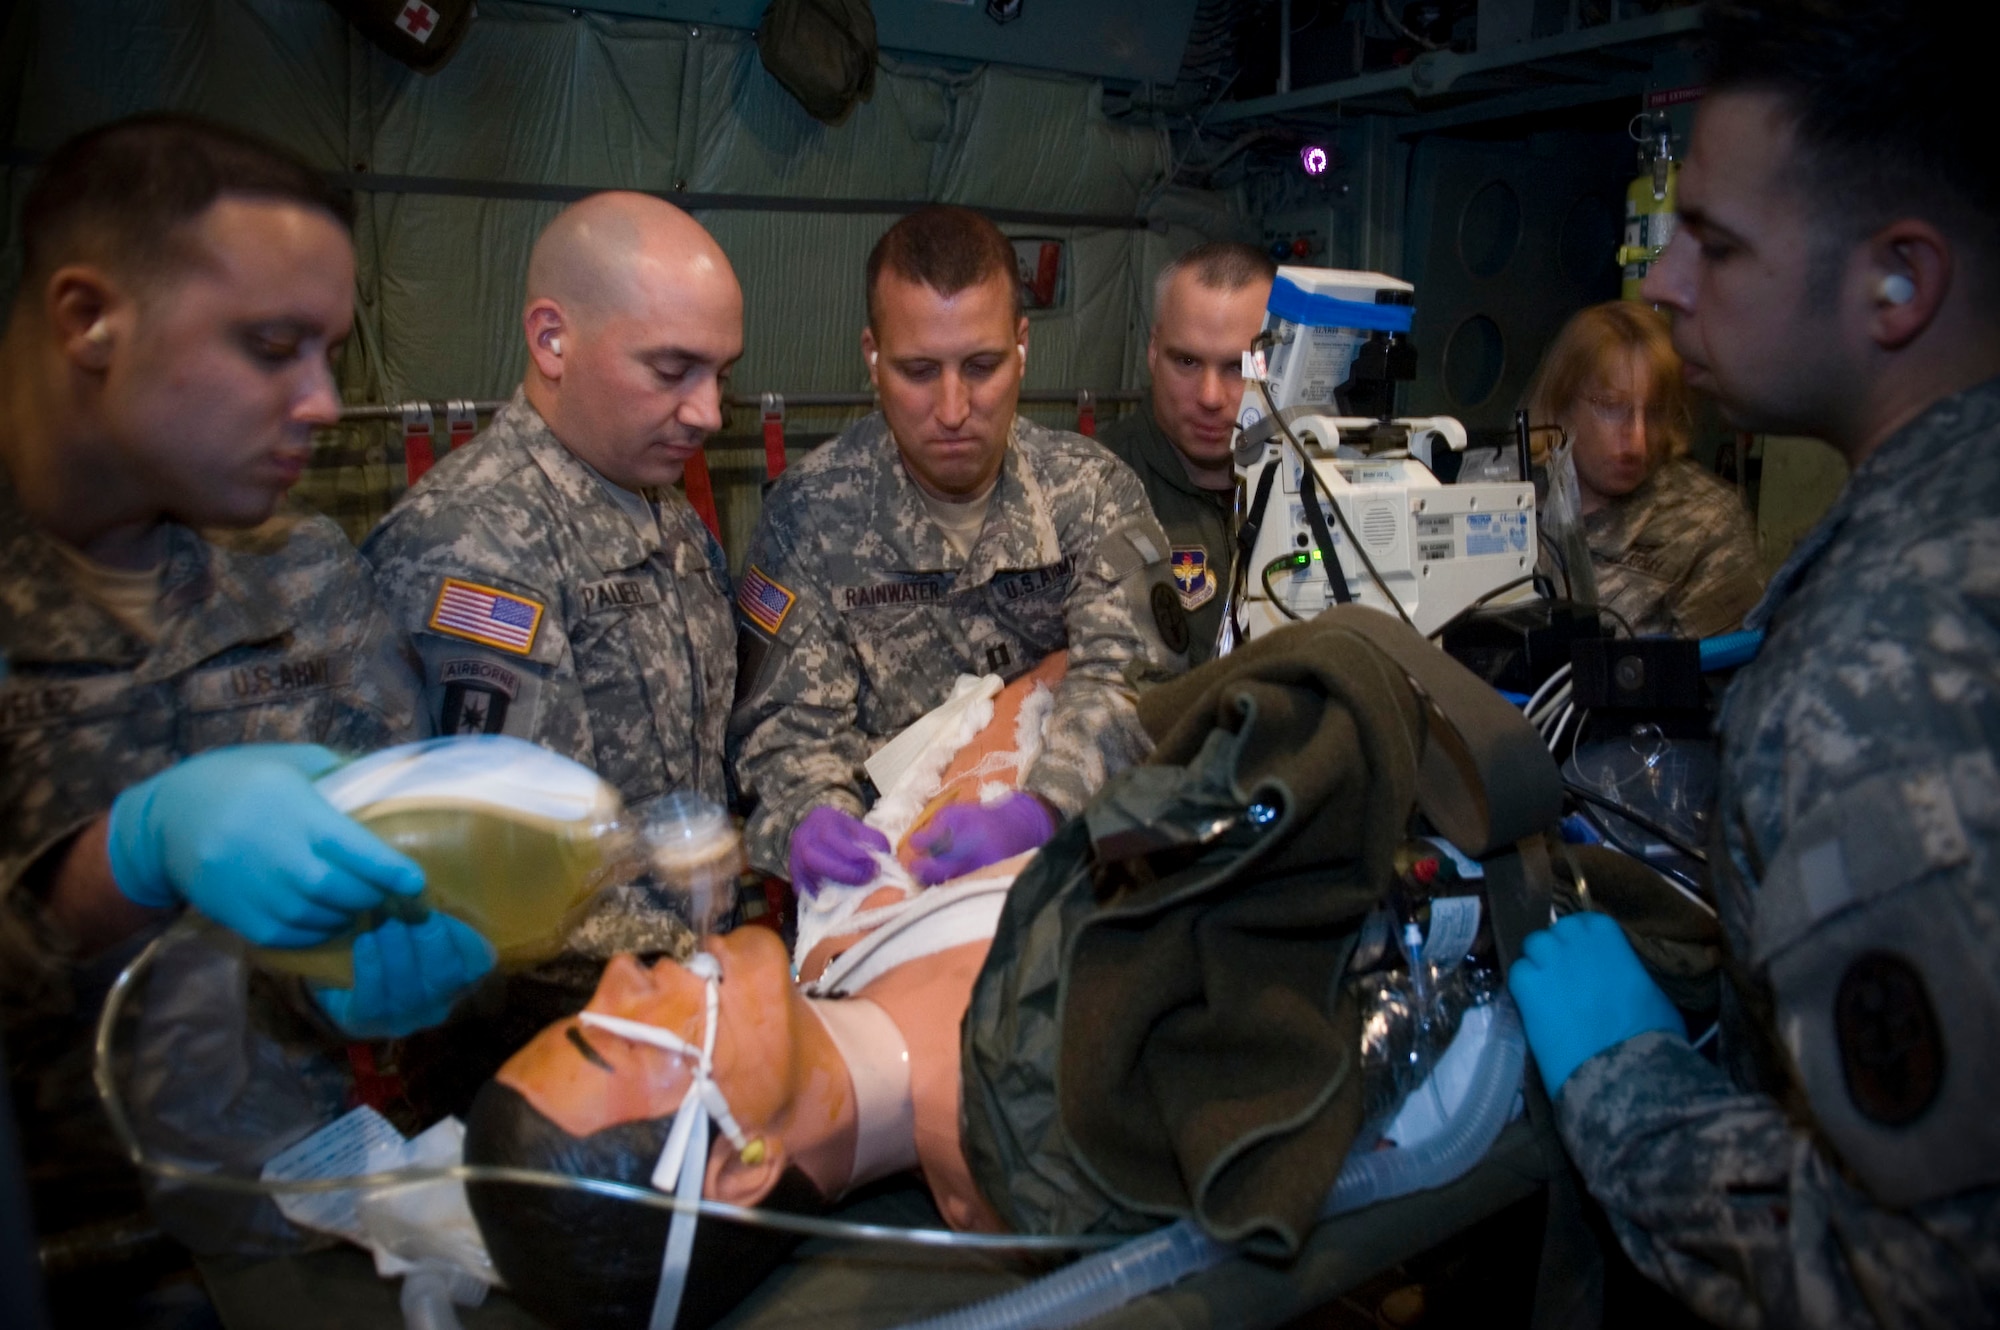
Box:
left=428, top=578, right=545, bottom=655
left=737, top=565, right=796, bottom=636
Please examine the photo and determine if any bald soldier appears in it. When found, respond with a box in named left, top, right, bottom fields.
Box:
left=364, top=192, right=741, bottom=958
left=1099, top=243, right=1275, bottom=664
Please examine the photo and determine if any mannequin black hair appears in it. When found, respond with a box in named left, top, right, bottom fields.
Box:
left=464, top=1081, right=825, bottom=1329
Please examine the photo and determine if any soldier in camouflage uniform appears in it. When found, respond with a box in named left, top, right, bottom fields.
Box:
left=1507, top=3, right=2000, bottom=1323
left=0, top=119, right=463, bottom=1252
left=1579, top=457, right=1763, bottom=638
left=731, top=206, right=1188, bottom=882
left=1099, top=243, right=1275, bottom=665
left=1524, top=299, right=1764, bottom=638
left=365, top=192, right=741, bottom=958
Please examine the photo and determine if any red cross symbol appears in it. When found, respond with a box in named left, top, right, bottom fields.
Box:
left=396, top=2, right=438, bottom=41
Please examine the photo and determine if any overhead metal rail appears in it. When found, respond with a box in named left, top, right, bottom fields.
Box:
left=1205, top=8, right=1703, bottom=129
left=332, top=389, right=1141, bottom=423
left=324, top=170, right=1159, bottom=231
left=0, top=149, right=1155, bottom=232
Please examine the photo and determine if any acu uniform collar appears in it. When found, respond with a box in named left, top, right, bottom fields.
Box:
left=881, top=415, right=1061, bottom=587
left=1746, top=376, right=2000, bottom=633
left=509, top=390, right=672, bottom=577
left=0, top=463, right=297, bottom=680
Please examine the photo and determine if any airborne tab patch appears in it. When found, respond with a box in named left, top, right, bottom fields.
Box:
left=738, top=565, right=796, bottom=637
left=438, top=657, right=520, bottom=735
left=428, top=578, right=544, bottom=655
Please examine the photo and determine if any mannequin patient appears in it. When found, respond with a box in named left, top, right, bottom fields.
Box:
left=465, top=883, right=1021, bottom=1329
left=465, top=661, right=1056, bottom=1329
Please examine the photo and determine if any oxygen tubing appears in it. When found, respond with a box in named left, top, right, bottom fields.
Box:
left=893, top=1219, right=1228, bottom=1330
left=892, top=999, right=1527, bottom=1330
left=1320, top=998, right=1525, bottom=1217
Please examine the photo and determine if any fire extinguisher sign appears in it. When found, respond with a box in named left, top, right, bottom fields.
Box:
left=1645, top=84, right=1704, bottom=110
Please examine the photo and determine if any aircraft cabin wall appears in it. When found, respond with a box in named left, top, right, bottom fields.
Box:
left=0, top=0, right=1242, bottom=566
left=1, top=1, right=1821, bottom=571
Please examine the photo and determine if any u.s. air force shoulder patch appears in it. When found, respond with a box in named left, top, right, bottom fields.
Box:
left=1170, top=546, right=1214, bottom=610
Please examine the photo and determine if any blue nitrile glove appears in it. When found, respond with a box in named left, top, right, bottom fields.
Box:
left=107, top=744, right=426, bottom=948
left=1507, top=910, right=1687, bottom=1097
left=789, top=806, right=890, bottom=897
left=311, top=915, right=496, bottom=1039
left=908, top=792, right=1056, bottom=886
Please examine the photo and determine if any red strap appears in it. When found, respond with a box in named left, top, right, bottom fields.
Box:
left=1076, top=390, right=1097, bottom=438
left=445, top=399, right=477, bottom=454
left=401, top=403, right=437, bottom=486
left=681, top=450, right=723, bottom=542
left=761, top=392, right=787, bottom=480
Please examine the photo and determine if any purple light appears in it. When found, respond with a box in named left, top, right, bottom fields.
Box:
left=1300, top=145, right=1329, bottom=176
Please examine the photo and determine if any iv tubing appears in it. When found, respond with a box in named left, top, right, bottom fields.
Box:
left=91, top=931, right=1117, bottom=1255
left=891, top=1000, right=1527, bottom=1330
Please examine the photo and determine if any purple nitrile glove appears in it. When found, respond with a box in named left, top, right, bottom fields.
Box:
left=908, top=792, right=1056, bottom=886
left=1507, top=910, right=1686, bottom=1097
left=789, top=805, right=890, bottom=897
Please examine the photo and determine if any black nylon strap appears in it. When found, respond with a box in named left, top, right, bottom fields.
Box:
left=1297, top=470, right=1353, bottom=605
left=1235, top=460, right=1279, bottom=567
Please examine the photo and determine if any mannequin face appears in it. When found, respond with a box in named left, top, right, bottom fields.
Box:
left=1562, top=346, right=1664, bottom=512
left=495, top=927, right=854, bottom=1202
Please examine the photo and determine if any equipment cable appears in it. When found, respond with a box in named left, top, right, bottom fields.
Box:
left=1260, top=552, right=1308, bottom=620
left=1425, top=574, right=1536, bottom=642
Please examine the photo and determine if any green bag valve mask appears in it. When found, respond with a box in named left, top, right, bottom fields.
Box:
left=257, top=735, right=635, bottom=987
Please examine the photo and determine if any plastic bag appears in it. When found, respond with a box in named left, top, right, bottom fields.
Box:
left=121, top=921, right=349, bottom=1255
left=1567, top=721, right=1714, bottom=877
left=1350, top=840, right=1505, bottom=1144
left=1539, top=438, right=1600, bottom=608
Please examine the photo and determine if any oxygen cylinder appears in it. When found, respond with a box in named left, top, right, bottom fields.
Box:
left=1617, top=113, right=1678, bottom=301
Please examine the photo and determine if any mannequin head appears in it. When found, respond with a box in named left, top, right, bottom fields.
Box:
left=483, top=927, right=857, bottom=1205
left=464, top=928, right=850, bottom=1330
left=465, top=917, right=1008, bottom=1325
